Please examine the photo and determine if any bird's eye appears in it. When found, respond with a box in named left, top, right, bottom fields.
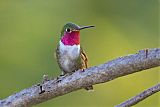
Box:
left=66, top=28, right=71, bottom=33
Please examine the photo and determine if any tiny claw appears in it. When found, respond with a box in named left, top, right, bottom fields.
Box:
left=55, top=75, right=64, bottom=83
left=60, top=74, right=65, bottom=77
left=56, top=78, right=62, bottom=83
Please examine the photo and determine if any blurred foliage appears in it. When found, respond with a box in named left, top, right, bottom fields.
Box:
left=0, top=0, right=159, bottom=107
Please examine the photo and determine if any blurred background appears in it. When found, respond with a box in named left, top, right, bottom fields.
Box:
left=0, top=0, right=159, bottom=107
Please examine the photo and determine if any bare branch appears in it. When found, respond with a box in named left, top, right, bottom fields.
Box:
left=116, top=83, right=160, bottom=107
left=0, top=48, right=160, bottom=107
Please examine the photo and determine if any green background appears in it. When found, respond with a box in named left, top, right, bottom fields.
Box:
left=0, top=0, right=159, bottom=107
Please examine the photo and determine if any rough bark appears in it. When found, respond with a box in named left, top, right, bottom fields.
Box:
left=0, top=48, right=160, bottom=107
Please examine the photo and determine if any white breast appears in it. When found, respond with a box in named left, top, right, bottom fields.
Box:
left=59, top=41, right=80, bottom=59
left=59, top=41, right=80, bottom=72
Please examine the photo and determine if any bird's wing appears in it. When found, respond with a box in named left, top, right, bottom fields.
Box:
left=80, top=47, right=93, bottom=90
left=80, top=47, right=88, bottom=69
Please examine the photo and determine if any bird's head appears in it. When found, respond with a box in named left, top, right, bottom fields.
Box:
left=60, top=22, right=94, bottom=46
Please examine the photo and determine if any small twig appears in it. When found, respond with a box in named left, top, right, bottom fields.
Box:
left=145, top=49, right=148, bottom=58
left=116, top=83, right=160, bottom=107
left=39, top=85, right=45, bottom=94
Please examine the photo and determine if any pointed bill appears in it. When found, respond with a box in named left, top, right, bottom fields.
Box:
left=79, top=25, right=95, bottom=30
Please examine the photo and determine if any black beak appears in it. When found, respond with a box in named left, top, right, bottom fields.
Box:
left=79, top=25, right=95, bottom=30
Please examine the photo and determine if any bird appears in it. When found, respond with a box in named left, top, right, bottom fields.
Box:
left=55, top=22, right=94, bottom=90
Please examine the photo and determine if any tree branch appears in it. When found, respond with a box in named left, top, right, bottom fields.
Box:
left=116, top=83, right=160, bottom=107
left=0, top=48, right=160, bottom=107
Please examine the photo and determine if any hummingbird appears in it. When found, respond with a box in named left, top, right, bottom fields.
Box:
left=55, top=22, right=94, bottom=90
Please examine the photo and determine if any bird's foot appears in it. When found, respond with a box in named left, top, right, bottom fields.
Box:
left=55, top=73, right=68, bottom=83
left=55, top=72, right=74, bottom=83
left=59, top=72, right=65, bottom=77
